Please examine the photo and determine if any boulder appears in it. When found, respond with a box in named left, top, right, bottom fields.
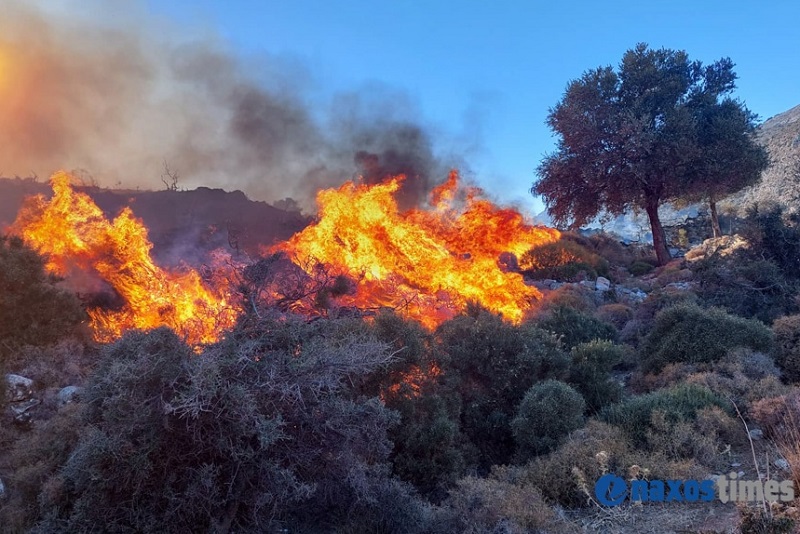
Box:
left=0, top=476, right=5, bottom=500
left=57, top=386, right=83, bottom=407
left=595, top=276, right=611, bottom=292
left=4, top=374, right=33, bottom=402
left=775, top=458, right=791, bottom=472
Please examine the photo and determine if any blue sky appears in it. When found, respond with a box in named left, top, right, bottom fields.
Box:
left=143, top=1, right=799, bottom=213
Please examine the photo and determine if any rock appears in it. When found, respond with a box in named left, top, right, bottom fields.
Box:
left=685, top=234, right=750, bottom=262
left=614, top=286, right=647, bottom=304
left=4, top=374, right=33, bottom=402
left=0, top=476, right=5, bottom=500
left=595, top=276, right=611, bottom=292
left=665, top=281, right=692, bottom=292
left=775, top=458, right=791, bottom=472
left=579, top=280, right=596, bottom=290
left=57, top=386, right=83, bottom=407
left=10, top=398, right=40, bottom=424
left=748, top=428, right=763, bottom=440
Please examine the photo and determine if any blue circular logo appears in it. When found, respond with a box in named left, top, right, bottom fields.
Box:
left=595, top=474, right=628, bottom=506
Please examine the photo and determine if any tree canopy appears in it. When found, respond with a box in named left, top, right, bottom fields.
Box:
left=533, top=43, right=767, bottom=264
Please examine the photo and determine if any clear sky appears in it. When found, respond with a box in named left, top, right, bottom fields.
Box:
left=140, top=1, right=799, bottom=213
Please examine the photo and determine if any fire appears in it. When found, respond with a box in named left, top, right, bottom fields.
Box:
left=276, top=170, right=560, bottom=328
left=12, top=171, right=236, bottom=345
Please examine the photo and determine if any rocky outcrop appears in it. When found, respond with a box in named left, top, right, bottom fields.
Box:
left=4, top=373, right=40, bottom=425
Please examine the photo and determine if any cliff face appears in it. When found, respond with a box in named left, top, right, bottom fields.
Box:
left=0, top=179, right=309, bottom=262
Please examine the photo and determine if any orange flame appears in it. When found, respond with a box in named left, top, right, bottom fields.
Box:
left=276, top=170, right=560, bottom=328
left=12, top=171, right=236, bottom=345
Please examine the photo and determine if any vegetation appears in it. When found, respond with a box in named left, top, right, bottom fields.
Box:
left=511, top=379, right=585, bottom=459
left=641, top=302, right=774, bottom=372
left=533, top=43, right=768, bottom=264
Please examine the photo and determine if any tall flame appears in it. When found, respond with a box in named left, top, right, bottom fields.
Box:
left=276, top=171, right=560, bottom=328
left=12, top=171, right=236, bottom=345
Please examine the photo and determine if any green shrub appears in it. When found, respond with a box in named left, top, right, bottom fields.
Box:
left=694, top=256, right=797, bottom=323
left=773, top=314, right=800, bottom=383
left=536, top=305, right=617, bottom=349
left=641, top=303, right=774, bottom=373
left=520, top=239, right=609, bottom=281
left=629, top=260, right=655, bottom=276
left=0, top=235, right=86, bottom=356
left=600, top=383, right=726, bottom=448
left=435, top=309, right=569, bottom=468
left=568, top=340, right=625, bottom=413
left=511, top=380, right=585, bottom=460
left=36, top=318, right=410, bottom=532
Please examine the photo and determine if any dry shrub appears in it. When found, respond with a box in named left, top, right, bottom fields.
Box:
left=535, top=284, right=598, bottom=314
left=749, top=390, right=800, bottom=501
left=596, top=303, right=633, bottom=330
left=512, top=420, right=705, bottom=508
left=435, top=474, right=569, bottom=534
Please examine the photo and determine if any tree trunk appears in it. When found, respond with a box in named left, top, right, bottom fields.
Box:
left=709, top=197, right=722, bottom=238
left=645, top=199, right=671, bottom=265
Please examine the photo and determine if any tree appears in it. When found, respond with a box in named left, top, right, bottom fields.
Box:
left=686, top=96, right=768, bottom=237
left=533, top=43, right=764, bottom=264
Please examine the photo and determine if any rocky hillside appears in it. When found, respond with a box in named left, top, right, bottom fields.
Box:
left=0, top=178, right=309, bottom=263
left=726, top=104, right=800, bottom=213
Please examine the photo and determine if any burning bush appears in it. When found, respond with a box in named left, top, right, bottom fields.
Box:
left=520, top=238, right=608, bottom=281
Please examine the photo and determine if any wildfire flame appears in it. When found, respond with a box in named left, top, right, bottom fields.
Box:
left=12, top=171, right=236, bottom=345
left=276, top=170, right=560, bottom=329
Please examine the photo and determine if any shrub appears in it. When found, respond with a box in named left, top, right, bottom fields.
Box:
left=515, top=420, right=705, bottom=507
left=568, top=341, right=625, bottom=413
left=596, top=303, right=633, bottom=329
left=511, top=380, right=585, bottom=460
left=629, top=260, right=655, bottom=276
left=773, top=315, right=800, bottom=383
left=641, top=303, right=774, bottom=373
left=536, top=305, right=617, bottom=349
left=600, top=383, right=727, bottom=448
left=694, top=256, right=798, bottom=323
left=435, top=310, right=569, bottom=468
left=36, top=318, right=410, bottom=532
left=0, top=235, right=86, bottom=356
left=434, top=473, right=564, bottom=533
left=742, top=205, right=800, bottom=279
left=520, top=238, right=608, bottom=281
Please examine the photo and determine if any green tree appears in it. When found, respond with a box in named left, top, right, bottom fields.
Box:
left=533, top=43, right=764, bottom=264
left=685, top=97, right=768, bottom=237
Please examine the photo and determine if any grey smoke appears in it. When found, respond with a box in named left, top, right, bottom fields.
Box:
left=0, top=1, right=460, bottom=210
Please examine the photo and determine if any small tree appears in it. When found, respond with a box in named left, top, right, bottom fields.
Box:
left=534, top=43, right=764, bottom=264
left=685, top=98, right=768, bottom=236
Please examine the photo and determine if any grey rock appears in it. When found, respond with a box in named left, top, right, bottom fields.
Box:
left=4, top=374, right=33, bottom=402
left=748, top=428, right=764, bottom=440
left=775, top=458, right=791, bottom=472
left=0, top=476, right=5, bottom=500
left=57, top=386, right=83, bottom=407
left=10, top=398, right=40, bottom=424
left=665, top=282, right=692, bottom=291
left=595, top=276, right=611, bottom=292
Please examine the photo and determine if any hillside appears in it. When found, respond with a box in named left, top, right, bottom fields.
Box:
left=0, top=178, right=309, bottom=263
left=727, top=104, right=800, bottom=212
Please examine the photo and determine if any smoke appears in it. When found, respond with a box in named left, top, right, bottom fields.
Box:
left=0, top=1, right=456, bottom=210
